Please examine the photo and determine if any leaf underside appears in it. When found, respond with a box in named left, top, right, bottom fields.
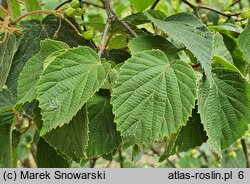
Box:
left=37, top=46, right=106, bottom=135
left=145, top=11, right=213, bottom=79
left=198, top=68, right=250, bottom=151
left=111, top=50, right=197, bottom=146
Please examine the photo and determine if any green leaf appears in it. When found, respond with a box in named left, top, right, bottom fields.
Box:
left=238, top=19, right=250, bottom=63
left=209, top=23, right=243, bottom=34
left=107, top=34, right=127, bottom=50
left=36, top=105, right=89, bottom=161
left=0, top=123, right=12, bottom=168
left=213, top=32, right=233, bottom=64
left=6, top=21, right=49, bottom=96
left=212, top=33, right=240, bottom=72
left=10, top=0, right=21, bottom=18
left=42, top=15, right=93, bottom=48
left=23, top=0, right=42, bottom=20
left=123, top=13, right=149, bottom=25
left=0, top=89, right=14, bottom=126
left=159, top=107, right=207, bottom=161
left=7, top=15, right=92, bottom=96
left=87, top=94, right=121, bottom=158
left=0, top=34, right=16, bottom=91
left=17, top=39, right=69, bottom=104
left=145, top=11, right=213, bottom=79
left=198, top=69, right=250, bottom=151
left=111, top=50, right=197, bottom=146
left=0, top=89, right=14, bottom=112
left=34, top=103, right=89, bottom=161
left=129, top=0, right=155, bottom=12
left=37, top=46, right=106, bottom=135
left=129, top=35, right=178, bottom=60
left=36, top=138, right=70, bottom=168
left=108, top=49, right=131, bottom=64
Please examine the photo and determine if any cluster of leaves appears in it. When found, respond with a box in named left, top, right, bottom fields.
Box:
left=1, top=0, right=250, bottom=168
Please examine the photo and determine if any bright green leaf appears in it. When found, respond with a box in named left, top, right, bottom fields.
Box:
left=129, top=0, right=155, bottom=12
left=213, top=32, right=233, bottom=64
left=145, top=11, right=213, bottom=79
left=23, top=0, right=42, bottom=20
left=7, top=15, right=92, bottom=96
left=209, top=23, right=243, bottom=34
left=212, top=33, right=240, bottom=72
left=111, top=50, right=197, bottom=146
left=10, top=0, right=21, bottom=18
left=17, top=39, right=69, bottom=104
left=37, top=46, right=107, bottom=135
left=107, top=34, right=127, bottom=50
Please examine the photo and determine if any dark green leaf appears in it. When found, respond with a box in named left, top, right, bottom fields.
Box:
left=87, top=94, right=121, bottom=158
left=34, top=104, right=89, bottom=161
left=0, top=123, right=12, bottom=168
left=160, top=107, right=208, bottom=161
left=0, top=34, right=16, bottom=91
left=36, top=138, right=70, bottom=168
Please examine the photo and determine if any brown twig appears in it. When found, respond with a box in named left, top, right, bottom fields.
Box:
left=0, top=5, right=8, bottom=16
left=14, top=10, right=58, bottom=23
left=90, top=158, right=97, bottom=168
left=98, top=19, right=112, bottom=56
left=241, top=139, right=250, bottom=168
left=181, top=0, right=241, bottom=18
left=7, top=0, right=12, bottom=18
left=54, top=0, right=71, bottom=10
left=150, top=0, right=160, bottom=10
left=198, top=148, right=209, bottom=164
left=229, top=0, right=243, bottom=9
left=229, top=0, right=241, bottom=7
left=102, top=0, right=137, bottom=37
left=192, top=63, right=201, bottom=69
left=14, top=10, right=81, bottom=36
left=118, top=149, right=124, bottom=168
left=98, top=0, right=137, bottom=56
left=98, top=0, right=114, bottom=56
